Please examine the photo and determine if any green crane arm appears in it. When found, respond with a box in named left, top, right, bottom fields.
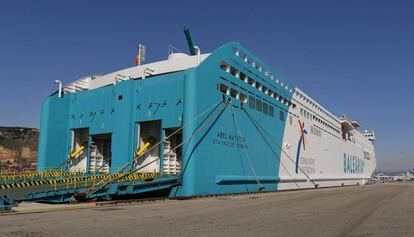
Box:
left=183, top=26, right=196, bottom=56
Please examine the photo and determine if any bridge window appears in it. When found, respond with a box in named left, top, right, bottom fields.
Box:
left=255, top=82, right=262, bottom=91
left=268, top=89, right=273, bottom=97
left=230, top=88, right=238, bottom=99
left=256, top=98, right=263, bottom=112
left=249, top=96, right=256, bottom=109
left=233, top=47, right=240, bottom=56
left=220, top=61, right=230, bottom=72
left=219, top=83, right=229, bottom=95
left=263, top=102, right=269, bottom=115
left=269, top=106, right=274, bottom=117
left=230, top=67, right=239, bottom=78
left=240, top=51, right=247, bottom=60
left=248, top=77, right=255, bottom=86
left=239, top=71, right=247, bottom=82
left=279, top=111, right=285, bottom=121
left=240, top=93, right=248, bottom=103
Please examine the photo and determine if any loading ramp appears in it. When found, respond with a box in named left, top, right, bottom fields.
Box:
left=0, top=170, right=179, bottom=211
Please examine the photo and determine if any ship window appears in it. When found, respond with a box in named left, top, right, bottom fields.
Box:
left=239, top=51, right=246, bottom=60
left=249, top=96, right=256, bottom=109
left=292, top=103, right=296, bottom=109
left=263, top=102, right=269, bottom=115
left=262, top=86, right=268, bottom=93
left=269, top=106, right=274, bottom=117
left=230, top=67, right=239, bottom=77
left=248, top=77, right=255, bottom=86
left=268, top=89, right=273, bottom=97
left=230, top=88, right=238, bottom=99
left=220, top=61, right=229, bottom=72
left=256, top=99, right=263, bottom=112
left=279, top=111, right=285, bottom=121
left=219, top=83, right=229, bottom=95
left=300, top=108, right=303, bottom=116
left=239, top=71, right=247, bottom=81
left=233, top=47, right=240, bottom=56
left=240, top=93, right=248, bottom=103
left=255, top=82, right=262, bottom=91
left=289, top=115, right=293, bottom=125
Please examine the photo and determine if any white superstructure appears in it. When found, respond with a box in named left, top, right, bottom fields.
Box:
left=63, top=53, right=210, bottom=93
left=278, top=88, right=376, bottom=189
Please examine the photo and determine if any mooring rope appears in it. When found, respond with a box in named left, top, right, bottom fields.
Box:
left=242, top=107, right=319, bottom=188
left=229, top=102, right=264, bottom=191
left=81, top=99, right=230, bottom=199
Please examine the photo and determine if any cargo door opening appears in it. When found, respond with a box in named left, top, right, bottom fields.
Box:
left=68, top=128, right=89, bottom=172
left=163, top=128, right=182, bottom=175
left=136, top=121, right=161, bottom=173
left=89, top=134, right=112, bottom=174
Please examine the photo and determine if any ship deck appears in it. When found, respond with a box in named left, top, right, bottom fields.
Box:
left=1, top=183, right=413, bottom=237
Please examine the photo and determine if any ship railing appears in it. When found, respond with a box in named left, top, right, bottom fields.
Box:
left=63, top=75, right=95, bottom=93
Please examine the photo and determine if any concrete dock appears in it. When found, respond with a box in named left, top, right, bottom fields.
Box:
left=0, top=183, right=413, bottom=237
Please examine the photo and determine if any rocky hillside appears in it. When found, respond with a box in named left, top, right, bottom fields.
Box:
left=0, top=127, right=39, bottom=170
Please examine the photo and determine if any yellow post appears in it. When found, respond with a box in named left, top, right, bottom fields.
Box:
left=135, top=142, right=150, bottom=157
left=70, top=146, right=85, bottom=159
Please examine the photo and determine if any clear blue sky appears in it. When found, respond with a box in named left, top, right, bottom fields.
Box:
left=0, top=1, right=413, bottom=172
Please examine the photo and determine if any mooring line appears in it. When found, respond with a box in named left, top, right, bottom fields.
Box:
left=82, top=99, right=230, bottom=199
left=242, top=107, right=318, bottom=188
left=229, top=102, right=264, bottom=191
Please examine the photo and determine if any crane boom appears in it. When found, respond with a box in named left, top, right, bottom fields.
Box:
left=183, top=26, right=196, bottom=56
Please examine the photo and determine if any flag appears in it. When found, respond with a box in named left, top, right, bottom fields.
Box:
left=135, top=53, right=140, bottom=65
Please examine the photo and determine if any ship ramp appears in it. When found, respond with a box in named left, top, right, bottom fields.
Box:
left=0, top=170, right=179, bottom=211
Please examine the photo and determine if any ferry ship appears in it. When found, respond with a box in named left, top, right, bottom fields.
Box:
left=37, top=29, right=377, bottom=196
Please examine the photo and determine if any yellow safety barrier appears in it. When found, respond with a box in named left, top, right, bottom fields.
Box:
left=135, top=143, right=150, bottom=157
left=0, top=180, right=48, bottom=190
left=0, top=170, right=84, bottom=183
left=0, top=172, right=160, bottom=190
left=70, top=146, right=86, bottom=158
